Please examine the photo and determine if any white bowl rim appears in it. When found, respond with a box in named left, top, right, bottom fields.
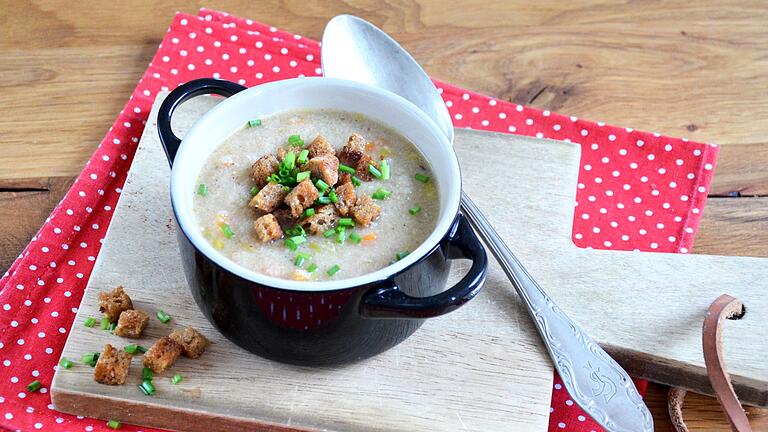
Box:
left=170, top=77, right=461, bottom=292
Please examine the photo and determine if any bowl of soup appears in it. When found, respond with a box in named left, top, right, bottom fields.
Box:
left=157, top=77, right=487, bottom=365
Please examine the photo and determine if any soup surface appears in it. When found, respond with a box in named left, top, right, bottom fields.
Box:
left=193, top=109, right=439, bottom=281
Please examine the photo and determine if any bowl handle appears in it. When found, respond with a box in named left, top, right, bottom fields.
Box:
left=157, top=78, right=248, bottom=167
left=360, top=213, right=488, bottom=319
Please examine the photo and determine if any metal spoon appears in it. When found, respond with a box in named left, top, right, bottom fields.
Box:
left=322, top=15, right=653, bottom=432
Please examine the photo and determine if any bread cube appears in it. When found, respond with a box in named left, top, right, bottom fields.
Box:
left=334, top=182, right=357, bottom=216
left=352, top=195, right=381, bottom=227
left=248, top=183, right=288, bottom=212
left=98, top=286, right=133, bottom=322
left=284, top=179, right=319, bottom=218
left=308, top=155, right=339, bottom=187
left=94, top=344, right=131, bottom=385
left=307, top=134, right=335, bottom=158
left=254, top=214, right=283, bottom=242
left=113, top=309, right=149, bottom=338
left=169, top=327, right=209, bottom=359
left=302, top=205, right=338, bottom=235
left=143, top=336, right=183, bottom=374
left=250, top=154, right=279, bottom=187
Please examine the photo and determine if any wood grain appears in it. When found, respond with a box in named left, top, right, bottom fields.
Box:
left=4, top=1, right=768, bottom=430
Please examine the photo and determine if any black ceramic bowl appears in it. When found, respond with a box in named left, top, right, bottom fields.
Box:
left=157, top=78, right=487, bottom=365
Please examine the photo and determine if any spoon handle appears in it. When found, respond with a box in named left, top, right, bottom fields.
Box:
left=460, top=192, right=653, bottom=432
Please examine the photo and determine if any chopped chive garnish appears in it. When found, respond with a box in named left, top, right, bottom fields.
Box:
left=368, top=164, right=383, bottom=179
left=297, top=149, right=310, bottom=165
left=338, top=164, right=356, bottom=174
left=100, top=317, right=110, bottom=330
left=288, top=134, right=304, bottom=147
left=336, top=229, right=346, bottom=244
left=323, top=229, right=335, bottom=238
left=335, top=225, right=346, bottom=233
left=250, top=186, right=259, bottom=196
left=81, top=352, right=99, bottom=367
left=414, top=173, right=430, bottom=183
left=284, top=235, right=306, bottom=251
left=306, top=263, right=318, bottom=273
left=351, top=176, right=362, bottom=187
left=124, top=344, right=147, bottom=355
left=338, top=218, right=354, bottom=227
left=283, top=151, right=296, bottom=170
left=220, top=224, right=235, bottom=239
left=248, top=119, right=262, bottom=127
left=315, top=196, right=332, bottom=205
left=349, top=232, right=362, bottom=244
left=285, top=225, right=305, bottom=237
left=409, top=205, right=422, bottom=215
left=108, top=322, right=117, bottom=332
left=107, top=419, right=122, bottom=429
left=294, top=255, right=306, bottom=267
left=396, top=251, right=410, bottom=261
left=296, top=171, right=311, bottom=182
left=328, top=189, right=339, bottom=204
left=138, top=380, right=155, bottom=396
left=372, top=188, right=392, bottom=200
left=171, top=374, right=183, bottom=385
left=380, top=160, right=390, bottom=180
left=84, top=317, right=97, bottom=328
left=197, top=184, right=208, bottom=196
left=142, top=367, right=154, bottom=381
left=327, top=264, right=341, bottom=276
left=315, top=179, right=329, bottom=193
left=302, top=208, right=315, bottom=218
left=27, top=380, right=42, bottom=392
left=157, top=310, right=172, bottom=324
left=59, top=358, right=73, bottom=369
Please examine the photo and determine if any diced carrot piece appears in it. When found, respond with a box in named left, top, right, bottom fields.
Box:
left=365, top=142, right=375, bottom=152
left=362, top=233, right=377, bottom=242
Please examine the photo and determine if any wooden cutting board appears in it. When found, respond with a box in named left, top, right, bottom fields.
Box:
left=49, top=95, right=558, bottom=432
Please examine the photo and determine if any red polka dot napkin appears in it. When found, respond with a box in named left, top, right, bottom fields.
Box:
left=0, top=8, right=718, bottom=432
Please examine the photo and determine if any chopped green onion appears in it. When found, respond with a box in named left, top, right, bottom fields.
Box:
left=284, top=225, right=305, bottom=237
left=284, top=235, right=306, bottom=251
left=368, top=164, right=383, bottom=179
left=306, top=263, right=318, bottom=273
left=108, top=322, right=117, bottom=332
left=100, top=317, right=110, bottom=330
left=338, top=164, right=356, bottom=174
left=327, top=264, right=341, bottom=277
left=157, top=310, right=172, bottom=324
left=250, top=186, right=259, bottom=196
left=142, top=367, right=154, bottom=381
left=26, top=380, right=42, bottom=392
left=336, top=229, right=346, bottom=244
left=335, top=225, right=346, bottom=233
left=315, top=179, right=329, bottom=193
left=288, top=134, right=304, bottom=147
left=138, top=380, right=155, bottom=396
left=124, top=344, right=147, bottom=355
left=84, top=317, right=97, bottom=328
left=380, top=160, right=390, bottom=180
left=197, top=184, right=208, bottom=196
left=351, top=176, right=362, bottom=187
left=297, top=149, right=310, bottom=165
left=296, top=171, right=311, bottom=182
left=315, top=196, right=332, bottom=205
left=107, top=419, right=122, bottom=429
left=328, top=189, right=339, bottom=204
left=396, top=251, right=410, bottom=261
left=248, top=119, right=262, bottom=127
left=409, top=205, right=422, bottom=215
left=372, top=188, right=392, bottom=200
left=323, top=229, right=335, bottom=238
left=294, top=255, right=306, bottom=267
left=220, top=224, right=235, bottom=239
left=171, top=374, right=183, bottom=385
left=349, top=232, right=362, bottom=244
left=302, top=208, right=315, bottom=218
left=81, top=352, right=99, bottom=367
left=59, top=358, right=74, bottom=369
left=283, top=151, right=296, bottom=170
left=415, top=173, right=430, bottom=183
left=338, top=218, right=354, bottom=227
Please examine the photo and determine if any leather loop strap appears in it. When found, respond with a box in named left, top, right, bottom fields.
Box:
left=668, top=294, right=751, bottom=432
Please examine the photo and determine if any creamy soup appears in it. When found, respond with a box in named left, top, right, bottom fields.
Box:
left=193, top=109, right=439, bottom=281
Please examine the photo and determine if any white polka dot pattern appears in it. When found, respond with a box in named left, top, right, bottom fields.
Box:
left=0, top=8, right=718, bottom=432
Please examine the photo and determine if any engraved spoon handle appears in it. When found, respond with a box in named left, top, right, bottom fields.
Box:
left=460, top=191, right=653, bottom=432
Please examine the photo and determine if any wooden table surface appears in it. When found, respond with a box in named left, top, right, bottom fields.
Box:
left=1, top=1, right=766, bottom=431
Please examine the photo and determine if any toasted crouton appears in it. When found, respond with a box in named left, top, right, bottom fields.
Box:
left=169, top=327, right=209, bottom=359
left=337, top=133, right=366, bottom=168
left=113, top=309, right=149, bottom=338
left=254, top=214, right=283, bottom=242
left=337, top=172, right=352, bottom=185
left=302, top=205, right=338, bottom=235
left=143, top=336, right=183, bottom=374
left=307, top=134, right=335, bottom=158
left=248, top=183, right=288, bottom=212
left=334, top=182, right=357, bottom=216
left=94, top=344, right=131, bottom=385
left=284, top=179, right=320, bottom=218
left=352, top=195, right=381, bottom=227
left=354, top=153, right=377, bottom=182
left=98, top=286, right=133, bottom=322
left=250, top=155, right=279, bottom=188
left=308, top=155, right=339, bottom=187
left=272, top=207, right=298, bottom=228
